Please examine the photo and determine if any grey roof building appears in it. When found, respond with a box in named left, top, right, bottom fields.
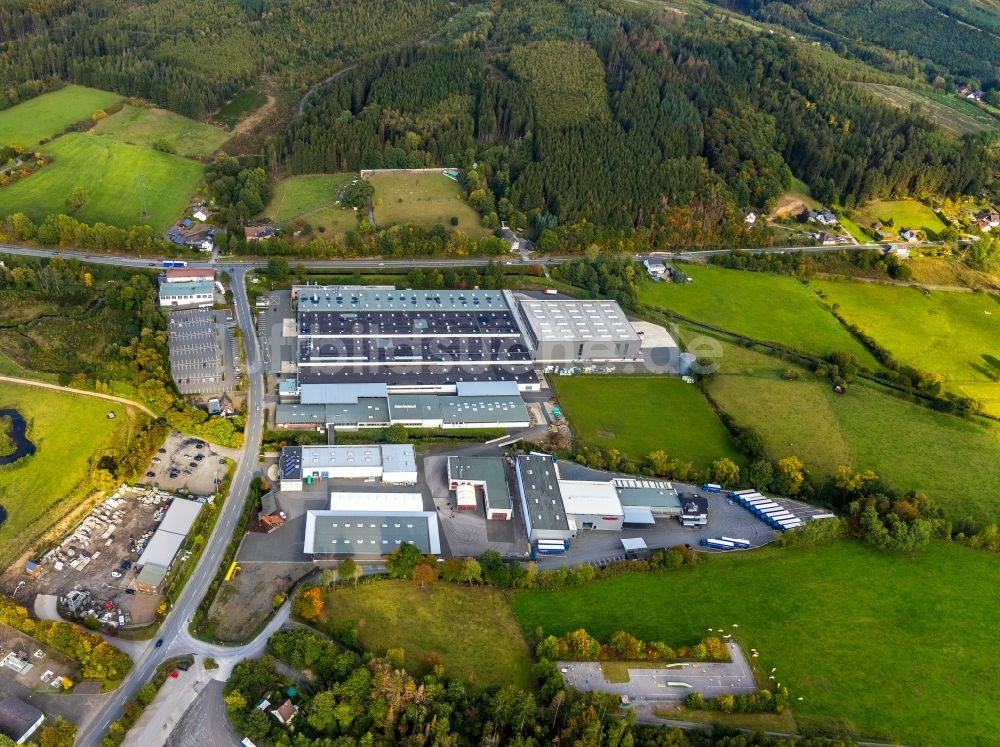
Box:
left=518, top=299, right=641, bottom=362
left=447, top=456, right=514, bottom=520
left=304, top=510, right=441, bottom=555
left=0, top=697, right=43, bottom=744
left=515, top=454, right=572, bottom=542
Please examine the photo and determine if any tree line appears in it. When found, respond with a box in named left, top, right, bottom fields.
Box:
left=225, top=625, right=856, bottom=747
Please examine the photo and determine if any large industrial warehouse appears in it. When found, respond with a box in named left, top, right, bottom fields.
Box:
left=279, top=444, right=418, bottom=490
left=303, top=491, right=441, bottom=556
left=518, top=299, right=642, bottom=362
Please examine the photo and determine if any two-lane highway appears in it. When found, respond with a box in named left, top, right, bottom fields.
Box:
left=74, top=267, right=265, bottom=747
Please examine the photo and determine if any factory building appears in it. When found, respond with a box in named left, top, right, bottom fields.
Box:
left=274, top=392, right=530, bottom=431
left=293, top=287, right=540, bottom=391
left=279, top=444, right=417, bottom=491
left=514, top=455, right=573, bottom=543
left=613, top=479, right=682, bottom=525
left=556, top=479, right=625, bottom=531
left=134, top=497, right=202, bottom=590
left=304, top=491, right=440, bottom=556
left=447, top=456, right=514, bottom=520
left=158, top=281, right=214, bottom=308
left=518, top=299, right=642, bottom=362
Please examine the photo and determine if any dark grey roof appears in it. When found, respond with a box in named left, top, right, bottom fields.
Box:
left=448, top=457, right=513, bottom=510
left=681, top=494, right=709, bottom=517
left=299, top=335, right=530, bottom=364
left=297, top=363, right=539, bottom=387
left=304, top=510, right=441, bottom=554
left=515, top=455, right=568, bottom=531
left=0, top=696, right=43, bottom=741
left=298, top=308, right=521, bottom=337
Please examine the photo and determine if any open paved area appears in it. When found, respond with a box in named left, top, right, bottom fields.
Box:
left=137, top=431, right=232, bottom=495
left=167, top=309, right=235, bottom=395
left=559, top=641, right=756, bottom=702
left=162, top=677, right=240, bottom=747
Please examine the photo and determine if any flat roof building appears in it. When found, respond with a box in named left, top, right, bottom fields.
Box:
left=158, top=497, right=203, bottom=535
left=447, top=456, right=514, bottom=520
left=136, top=530, right=186, bottom=571
left=557, top=480, right=624, bottom=531
left=515, top=455, right=572, bottom=543
left=518, top=299, right=641, bottom=362
left=293, top=286, right=540, bottom=393
left=159, top=281, right=214, bottom=308
left=304, top=510, right=441, bottom=556
left=279, top=444, right=417, bottom=490
left=327, top=492, right=424, bottom=512
left=0, top=696, right=44, bottom=744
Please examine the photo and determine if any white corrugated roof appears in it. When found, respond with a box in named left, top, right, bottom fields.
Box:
left=556, top=480, right=623, bottom=517
left=327, top=492, right=424, bottom=512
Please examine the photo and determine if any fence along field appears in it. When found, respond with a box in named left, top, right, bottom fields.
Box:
left=857, top=83, right=1000, bottom=136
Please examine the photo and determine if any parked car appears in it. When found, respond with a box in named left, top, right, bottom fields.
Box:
left=158, top=448, right=167, bottom=453
left=125, top=589, right=136, bottom=596
left=146, top=472, right=156, bottom=478
left=189, top=461, right=198, bottom=468
left=194, top=454, right=205, bottom=461
left=111, top=571, right=122, bottom=578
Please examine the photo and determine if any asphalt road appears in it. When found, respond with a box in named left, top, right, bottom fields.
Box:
left=74, top=267, right=265, bottom=747
left=0, top=240, right=950, bottom=274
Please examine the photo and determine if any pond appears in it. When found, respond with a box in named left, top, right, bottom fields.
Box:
left=0, top=408, right=35, bottom=467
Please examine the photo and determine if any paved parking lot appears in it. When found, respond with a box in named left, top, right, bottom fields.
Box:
left=138, top=432, right=231, bottom=495
left=559, top=642, right=756, bottom=702
left=167, top=309, right=235, bottom=395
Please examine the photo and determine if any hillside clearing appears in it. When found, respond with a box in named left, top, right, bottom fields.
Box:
left=638, top=266, right=880, bottom=368
left=369, top=171, right=488, bottom=237
left=92, top=104, right=230, bottom=157
left=0, top=86, right=122, bottom=147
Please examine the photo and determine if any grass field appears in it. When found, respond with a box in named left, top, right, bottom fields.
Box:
left=266, top=174, right=358, bottom=237
left=92, top=104, right=229, bottom=157
left=213, top=88, right=268, bottom=128
left=0, top=134, right=203, bottom=232
left=320, top=581, right=533, bottom=690
left=369, top=171, right=488, bottom=237
left=851, top=199, right=948, bottom=239
left=858, top=82, right=1000, bottom=136
left=906, top=256, right=1000, bottom=290
left=708, top=374, right=1000, bottom=523
left=814, top=280, right=1000, bottom=382
left=637, top=266, right=880, bottom=368
left=0, top=383, right=130, bottom=557
left=511, top=539, right=1000, bottom=746
left=0, top=86, right=121, bottom=147
left=551, top=376, right=742, bottom=467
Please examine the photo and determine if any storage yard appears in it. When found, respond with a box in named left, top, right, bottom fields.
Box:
left=0, top=485, right=202, bottom=627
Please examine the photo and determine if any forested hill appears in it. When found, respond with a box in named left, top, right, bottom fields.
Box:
left=285, top=0, right=996, bottom=245
left=0, top=0, right=456, bottom=117
left=719, top=0, right=1000, bottom=84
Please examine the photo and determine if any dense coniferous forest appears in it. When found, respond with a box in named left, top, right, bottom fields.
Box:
left=284, top=0, right=996, bottom=245
left=720, top=0, right=1000, bottom=84
left=0, top=0, right=456, bottom=115
left=1, top=0, right=999, bottom=248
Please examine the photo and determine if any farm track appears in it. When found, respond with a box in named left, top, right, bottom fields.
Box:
left=0, top=374, right=156, bottom=417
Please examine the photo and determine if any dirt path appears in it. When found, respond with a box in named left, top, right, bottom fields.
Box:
left=0, top=374, right=157, bottom=417
left=232, top=93, right=276, bottom=137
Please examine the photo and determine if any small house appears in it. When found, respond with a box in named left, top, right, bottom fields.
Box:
left=245, top=225, right=277, bottom=242
left=193, top=210, right=208, bottom=222
left=271, top=698, right=298, bottom=726
left=744, top=211, right=757, bottom=225
left=884, top=244, right=910, bottom=259
left=899, top=229, right=920, bottom=242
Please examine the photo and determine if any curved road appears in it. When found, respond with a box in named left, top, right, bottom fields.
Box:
left=0, top=375, right=157, bottom=417
left=74, top=267, right=265, bottom=747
